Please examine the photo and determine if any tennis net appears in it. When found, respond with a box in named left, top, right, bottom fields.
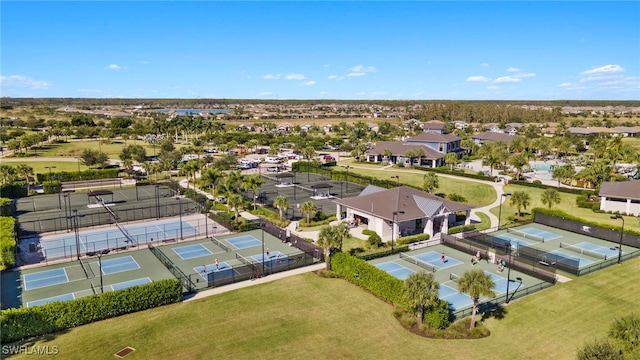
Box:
left=507, top=228, right=545, bottom=243
left=235, top=253, right=255, bottom=267
left=399, top=252, right=437, bottom=272
left=211, top=237, right=231, bottom=252
left=449, top=273, right=461, bottom=282
left=79, top=258, right=95, bottom=279
left=559, top=242, right=607, bottom=260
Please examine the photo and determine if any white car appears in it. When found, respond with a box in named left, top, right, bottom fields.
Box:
left=265, top=156, right=280, bottom=164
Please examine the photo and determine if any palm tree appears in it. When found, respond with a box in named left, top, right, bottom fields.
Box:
left=300, top=201, right=317, bottom=224
left=403, top=272, right=440, bottom=327
left=227, top=194, right=244, bottom=225
left=404, top=150, right=415, bottom=168
left=508, top=153, right=529, bottom=180
left=0, top=165, right=17, bottom=185
left=242, top=174, right=264, bottom=210
left=200, top=167, right=223, bottom=199
left=444, top=152, right=459, bottom=171
left=302, top=146, right=316, bottom=160
left=316, top=225, right=341, bottom=270
left=509, top=191, right=531, bottom=216
left=334, top=222, right=350, bottom=250
left=552, top=164, right=575, bottom=187
left=15, top=164, right=34, bottom=193
left=457, top=269, right=495, bottom=329
left=422, top=172, right=439, bottom=194
left=273, top=195, right=289, bottom=221
left=541, top=188, right=561, bottom=209
left=383, top=148, right=393, bottom=164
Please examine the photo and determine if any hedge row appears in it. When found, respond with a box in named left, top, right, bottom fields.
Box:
left=0, top=182, right=27, bottom=199
left=396, top=233, right=430, bottom=246
left=448, top=224, right=477, bottom=235
left=0, top=216, right=16, bottom=270
left=1, top=278, right=183, bottom=343
left=331, top=252, right=408, bottom=308
left=414, top=166, right=494, bottom=181
left=509, top=179, right=593, bottom=195
left=531, top=207, right=640, bottom=236
left=42, top=180, right=62, bottom=194
left=35, top=169, right=120, bottom=183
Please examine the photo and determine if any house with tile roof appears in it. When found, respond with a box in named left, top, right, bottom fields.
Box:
left=599, top=180, right=640, bottom=216
left=364, top=132, right=462, bottom=168
left=333, top=185, right=473, bottom=240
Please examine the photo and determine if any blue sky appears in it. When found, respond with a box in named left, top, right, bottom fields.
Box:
left=1, top=1, right=639, bottom=100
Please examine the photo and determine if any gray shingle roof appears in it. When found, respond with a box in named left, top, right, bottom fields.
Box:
left=599, top=180, right=640, bottom=201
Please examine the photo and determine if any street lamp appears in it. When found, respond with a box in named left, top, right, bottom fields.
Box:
left=392, top=210, right=405, bottom=252
left=611, top=215, right=625, bottom=264
left=155, top=184, right=160, bottom=219
left=63, top=193, right=70, bottom=232
left=498, top=193, right=511, bottom=230
left=202, top=200, right=208, bottom=238
left=505, top=242, right=513, bottom=303
left=342, top=166, right=352, bottom=193
left=176, top=195, right=183, bottom=240
left=70, top=209, right=85, bottom=261
left=88, top=249, right=110, bottom=294
left=261, top=219, right=266, bottom=276
left=45, top=166, right=56, bottom=181
left=391, top=175, right=399, bottom=186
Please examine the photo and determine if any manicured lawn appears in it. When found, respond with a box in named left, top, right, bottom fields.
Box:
left=34, top=140, right=164, bottom=158
left=622, top=136, right=640, bottom=150
left=9, top=258, right=640, bottom=360
left=473, top=211, right=491, bottom=231
left=490, top=184, right=640, bottom=232
left=1, top=160, right=91, bottom=175
left=335, top=164, right=497, bottom=207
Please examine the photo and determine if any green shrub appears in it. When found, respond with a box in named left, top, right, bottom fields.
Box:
left=362, top=229, right=376, bottom=236
left=35, top=169, right=120, bottom=183
left=0, top=278, right=183, bottom=343
left=42, top=180, right=62, bottom=194
left=356, top=245, right=410, bottom=260
left=330, top=252, right=407, bottom=307
left=0, top=198, right=11, bottom=216
left=448, top=224, right=476, bottom=235
left=368, top=233, right=383, bottom=247
left=447, top=193, right=467, bottom=202
left=396, top=233, right=430, bottom=246
left=0, top=216, right=16, bottom=270
left=424, top=300, right=450, bottom=329
left=0, top=183, right=28, bottom=199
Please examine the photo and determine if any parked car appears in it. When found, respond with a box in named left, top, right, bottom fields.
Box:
left=323, top=155, right=335, bottom=161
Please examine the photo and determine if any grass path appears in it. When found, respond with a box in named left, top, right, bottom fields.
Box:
left=9, top=258, right=640, bottom=360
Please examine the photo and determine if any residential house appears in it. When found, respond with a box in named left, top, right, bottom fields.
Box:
left=422, top=120, right=446, bottom=134
left=470, top=132, right=515, bottom=146
left=599, top=180, right=640, bottom=216
left=364, top=132, right=462, bottom=168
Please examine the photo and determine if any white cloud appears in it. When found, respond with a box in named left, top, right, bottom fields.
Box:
left=78, top=88, right=102, bottom=93
left=480, top=63, right=489, bottom=67
left=105, top=64, right=125, bottom=70
left=347, top=72, right=366, bottom=77
left=259, top=91, right=273, bottom=96
left=140, top=60, right=149, bottom=64
left=0, top=75, right=51, bottom=89
left=580, top=64, right=625, bottom=75
left=467, top=76, right=490, bottom=82
left=263, top=74, right=282, bottom=80
left=301, top=81, right=316, bottom=86
left=513, top=72, right=536, bottom=78
left=493, top=76, right=521, bottom=83
left=350, top=65, right=377, bottom=73
left=580, top=74, right=624, bottom=83
left=285, top=73, right=305, bottom=80
left=487, top=85, right=501, bottom=90
left=327, top=75, right=343, bottom=80
left=558, top=83, right=572, bottom=87
left=506, top=67, right=521, bottom=72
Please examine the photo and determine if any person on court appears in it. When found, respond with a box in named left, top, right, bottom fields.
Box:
left=441, top=252, right=446, bottom=264
left=215, top=259, right=219, bottom=271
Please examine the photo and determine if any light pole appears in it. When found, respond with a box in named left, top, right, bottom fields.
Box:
left=391, top=175, right=399, bottom=186
left=261, top=219, right=265, bottom=275
left=155, top=184, right=160, bottom=219
left=392, top=210, right=405, bottom=252
left=176, top=196, right=183, bottom=240
left=45, top=166, right=56, bottom=181
left=611, top=215, right=625, bottom=264
left=72, top=209, right=80, bottom=260
left=505, top=242, right=513, bottom=303
left=89, top=249, right=110, bottom=294
left=63, top=193, right=70, bottom=232
left=342, top=166, right=352, bottom=193
left=202, top=200, right=208, bottom=238
left=498, top=193, right=511, bottom=230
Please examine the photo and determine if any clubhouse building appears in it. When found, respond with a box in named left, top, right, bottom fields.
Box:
left=333, top=185, right=473, bottom=241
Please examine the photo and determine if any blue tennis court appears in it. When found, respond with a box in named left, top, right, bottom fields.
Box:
left=227, top=235, right=262, bottom=249
left=194, top=262, right=239, bottom=281
left=40, top=220, right=199, bottom=259
left=495, top=234, right=532, bottom=249
left=413, top=251, right=463, bottom=269
left=439, top=284, right=473, bottom=310
left=485, top=272, right=522, bottom=294
left=23, top=268, right=69, bottom=290
left=251, top=251, right=292, bottom=268
left=517, top=227, right=562, bottom=241
left=26, top=293, right=75, bottom=307
left=100, top=256, right=140, bottom=275
left=572, top=242, right=621, bottom=258
left=545, top=250, right=594, bottom=267
left=110, top=277, right=152, bottom=291
left=375, top=261, right=415, bottom=280
left=173, top=244, right=213, bottom=260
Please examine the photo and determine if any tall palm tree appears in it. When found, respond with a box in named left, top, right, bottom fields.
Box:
left=300, top=201, right=317, bottom=224
left=15, top=164, right=34, bottom=193
left=444, top=152, right=459, bottom=171
left=457, top=269, right=495, bottom=329
left=508, top=153, right=529, bottom=180
left=422, top=172, right=439, bottom=194
left=541, top=188, right=561, bottom=209
left=242, top=174, right=264, bottom=210
left=316, top=225, right=341, bottom=270
left=509, top=191, right=531, bottom=216
left=0, top=165, right=17, bottom=185
left=552, top=163, right=575, bottom=187
left=227, top=194, right=244, bottom=225
left=200, top=167, right=223, bottom=200
left=273, top=195, right=289, bottom=221
left=403, top=272, right=440, bottom=327
left=383, top=148, right=393, bottom=164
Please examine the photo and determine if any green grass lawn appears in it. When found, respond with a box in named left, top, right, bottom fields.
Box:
left=490, top=184, right=640, bottom=232
left=622, top=136, right=640, bottom=150
left=33, top=140, right=164, bottom=158
left=2, top=160, right=91, bottom=175
left=333, top=164, right=497, bottom=208
left=9, top=258, right=640, bottom=360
